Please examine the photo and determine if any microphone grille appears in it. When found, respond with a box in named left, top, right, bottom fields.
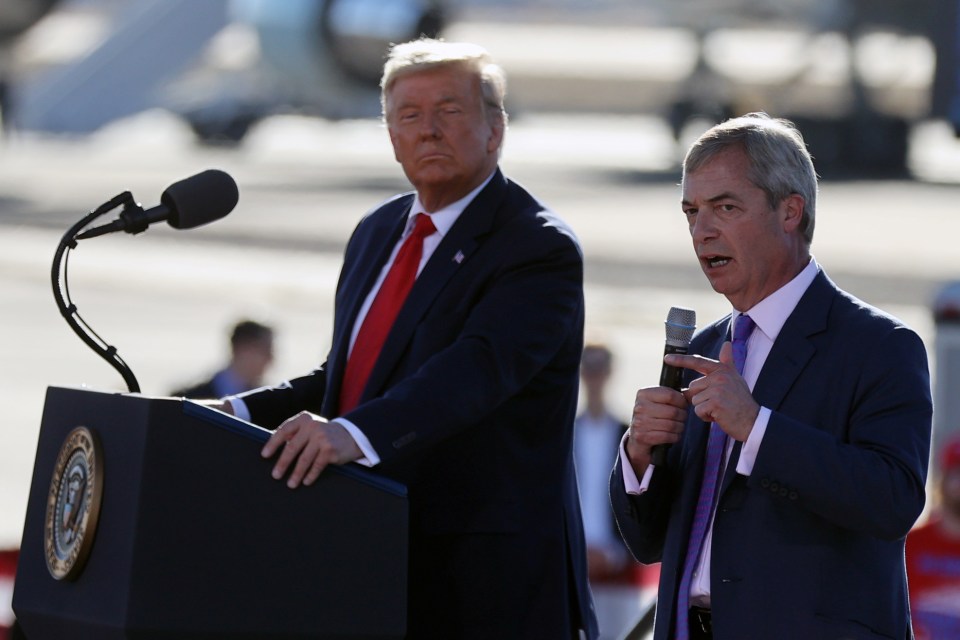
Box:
left=665, top=306, right=697, bottom=347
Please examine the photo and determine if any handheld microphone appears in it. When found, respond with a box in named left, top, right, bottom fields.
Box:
left=76, top=169, right=239, bottom=240
left=651, top=306, right=697, bottom=466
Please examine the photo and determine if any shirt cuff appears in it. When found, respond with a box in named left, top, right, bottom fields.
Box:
left=332, top=418, right=380, bottom=467
left=225, top=399, right=380, bottom=467
left=225, top=396, right=251, bottom=422
left=619, top=434, right=650, bottom=495
left=736, top=406, right=770, bottom=476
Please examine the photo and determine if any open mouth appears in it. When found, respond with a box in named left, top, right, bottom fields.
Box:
left=704, top=255, right=732, bottom=269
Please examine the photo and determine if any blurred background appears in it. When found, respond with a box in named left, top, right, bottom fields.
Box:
left=2, top=0, right=960, bottom=637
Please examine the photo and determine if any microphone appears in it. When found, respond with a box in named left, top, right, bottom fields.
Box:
left=76, top=169, right=239, bottom=240
left=651, top=306, right=697, bottom=466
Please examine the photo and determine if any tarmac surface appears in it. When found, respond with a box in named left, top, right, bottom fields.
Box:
left=2, top=110, right=960, bottom=551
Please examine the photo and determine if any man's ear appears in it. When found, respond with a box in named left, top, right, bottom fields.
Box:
left=487, top=116, right=505, bottom=154
left=781, top=193, right=805, bottom=233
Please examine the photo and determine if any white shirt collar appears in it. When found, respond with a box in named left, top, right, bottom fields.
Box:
left=406, top=170, right=497, bottom=238
left=734, top=256, right=819, bottom=343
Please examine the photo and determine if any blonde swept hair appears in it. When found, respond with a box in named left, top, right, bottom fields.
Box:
left=380, top=38, right=508, bottom=127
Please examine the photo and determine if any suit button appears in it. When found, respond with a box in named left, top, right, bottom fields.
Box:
left=779, top=487, right=789, bottom=497
left=789, top=491, right=799, bottom=501
left=760, top=478, right=770, bottom=489
left=769, top=482, right=780, bottom=493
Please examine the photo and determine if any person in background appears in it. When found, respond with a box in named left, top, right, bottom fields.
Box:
left=574, top=342, right=642, bottom=639
left=610, top=112, right=932, bottom=639
left=172, top=319, right=274, bottom=399
left=0, top=47, right=12, bottom=136
left=907, top=433, right=960, bottom=639
left=210, top=38, right=597, bottom=639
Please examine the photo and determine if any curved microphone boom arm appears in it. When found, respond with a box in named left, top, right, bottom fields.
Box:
left=51, top=191, right=143, bottom=393
left=50, top=169, right=239, bottom=394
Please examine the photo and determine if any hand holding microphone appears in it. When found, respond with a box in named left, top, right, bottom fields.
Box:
left=650, top=307, right=696, bottom=466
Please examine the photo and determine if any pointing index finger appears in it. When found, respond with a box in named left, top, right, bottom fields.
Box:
left=664, top=352, right=722, bottom=376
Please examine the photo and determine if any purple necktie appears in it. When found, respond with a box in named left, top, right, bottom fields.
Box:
left=675, top=314, right=755, bottom=640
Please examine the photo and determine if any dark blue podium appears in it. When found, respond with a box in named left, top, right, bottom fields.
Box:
left=13, top=386, right=408, bottom=639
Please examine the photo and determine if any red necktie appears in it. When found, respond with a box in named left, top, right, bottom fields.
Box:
left=338, top=213, right=436, bottom=414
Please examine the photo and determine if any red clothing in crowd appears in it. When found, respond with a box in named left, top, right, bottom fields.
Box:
left=906, top=516, right=960, bottom=639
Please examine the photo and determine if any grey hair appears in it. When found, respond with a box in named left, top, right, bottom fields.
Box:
left=380, top=38, right=508, bottom=127
left=683, top=112, right=818, bottom=245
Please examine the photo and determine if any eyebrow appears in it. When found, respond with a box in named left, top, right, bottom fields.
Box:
left=393, top=95, right=463, bottom=113
left=681, top=191, right=742, bottom=207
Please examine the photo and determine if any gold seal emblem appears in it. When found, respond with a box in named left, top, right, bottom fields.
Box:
left=44, top=426, right=104, bottom=581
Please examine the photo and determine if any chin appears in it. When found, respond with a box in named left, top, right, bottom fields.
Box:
left=703, top=273, right=724, bottom=294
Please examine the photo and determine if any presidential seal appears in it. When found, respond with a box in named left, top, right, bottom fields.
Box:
left=44, top=426, right=104, bottom=581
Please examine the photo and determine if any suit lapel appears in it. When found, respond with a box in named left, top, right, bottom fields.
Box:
left=325, top=199, right=412, bottom=414
left=346, top=214, right=410, bottom=326
left=718, top=270, right=833, bottom=494
left=751, top=271, right=832, bottom=410
left=359, top=170, right=507, bottom=403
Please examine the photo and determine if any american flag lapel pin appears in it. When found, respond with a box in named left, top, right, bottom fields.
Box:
left=453, top=250, right=465, bottom=264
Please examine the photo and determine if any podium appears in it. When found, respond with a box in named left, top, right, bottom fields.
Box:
left=13, top=386, right=408, bottom=639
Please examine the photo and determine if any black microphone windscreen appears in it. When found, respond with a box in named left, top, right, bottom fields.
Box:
left=665, top=307, right=696, bottom=348
left=161, top=169, right=239, bottom=230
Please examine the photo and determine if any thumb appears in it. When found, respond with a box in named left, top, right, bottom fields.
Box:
left=718, top=341, right=735, bottom=368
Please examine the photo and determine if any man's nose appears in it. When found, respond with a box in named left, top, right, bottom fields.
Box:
left=419, top=112, right=441, bottom=138
left=691, top=209, right=717, bottom=243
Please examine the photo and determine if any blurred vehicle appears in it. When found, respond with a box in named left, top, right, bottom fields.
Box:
left=9, top=0, right=445, bottom=142
left=0, top=0, right=60, bottom=43
left=0, top=0, right=60, bottom=129
left=451, top=0, right=954, bottom=176
left=660, top=0, right=944, bottom=174
left=930, top=0, right=960, bottom=136
left=197, top=0, right=960, bottom=173
left=5, top=0, right=960, bottom=174
left=172, top=0, right=446, bottom=142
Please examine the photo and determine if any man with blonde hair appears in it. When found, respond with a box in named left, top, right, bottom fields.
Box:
left=217, top=39, right=598, bottom=639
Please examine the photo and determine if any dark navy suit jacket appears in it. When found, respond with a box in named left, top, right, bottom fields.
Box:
left=239, top=169, right=598, bottom=638
left=611, top=270, right=931, bottom=640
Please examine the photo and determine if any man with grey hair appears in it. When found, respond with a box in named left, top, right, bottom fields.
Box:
left=611, top=113, right=931, bottom=639
left=216, top=38, right=598, bottom=638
